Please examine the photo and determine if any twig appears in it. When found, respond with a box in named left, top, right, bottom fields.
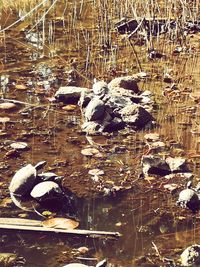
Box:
left=128, top=39, right=142, bottom=72
left=28, top=0, right=59, bottom=33
left=0, top=223, right=121, bottom=237
left=152, top=241, right=162, bottom=261
left=127, top=18, right=145, bottom=39
left=75, top=257, right=98, bottom=261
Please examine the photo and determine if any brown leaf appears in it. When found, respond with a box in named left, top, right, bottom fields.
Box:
left=42, top=217, right=79, bottom=230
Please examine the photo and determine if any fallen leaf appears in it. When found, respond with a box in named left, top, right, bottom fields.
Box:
left=62, top=105, right=77, bottom=111
left=15, top=84, right=27, bottom=90
left=42, top=217, right=79, bottom=230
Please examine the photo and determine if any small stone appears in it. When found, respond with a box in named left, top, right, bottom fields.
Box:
left=144, top=133, right=160, bottom=142
left=81, top=148, right=100, bottom=156
left=88, top=169, right=104, bottom=176
left=77, top=246, right=89, bottom=254
left=164, top=183, right=178, bottom=193
left=0, top=102, right=17, bottom=110
left=0, top=117, right=10, bottom=123
left=10, top=142, right=28, bottom=150
left=181, top=245, right=200, bottom=266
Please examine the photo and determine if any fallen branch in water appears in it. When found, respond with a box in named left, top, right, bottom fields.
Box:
left=0, top=219, right=121, bottom=238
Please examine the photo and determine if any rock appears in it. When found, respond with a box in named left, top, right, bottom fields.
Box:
left=105, top=95, right=133, bottom=110
left=92, top=81, right=108, bottom=97
left=85, top=98, right=105, bottom=121
left=181, top=245, right=200, bottom=266
left=0, top=253, right=17, bottom=266
left=88, top=169, right=104, bottom=176
left=119, top=104, right=154, bottom=129
left=177, top=188, right=199, bottom=211
left=0, top=117, right=10, bottom=123
left=0, top=102, right=17, bottom=110
left=10, top=142, right=28, bottom=150
left=81, top=147, right=100, bottom=156
left=9, top=164, right=37, bottom=196
left=30, top=181, right=62, bottom=202
left=55, top=86, right=89, bottom=104
left=81, top=121, right=102, bottom=134
left=144, top=133, right=160, bottom=142
left=148, top=141, right=166, bottom=153
left=142, top=155, right=171, bottom=176
left=163, top=183, right=179, bottom=193
left=164, top=172, right=193, bottom=180
left=77, top=246, right=89, bottom=254
left=108, top=76, right=140, bottom=94
left=103, top=117, right=125, bottom=132
left=79, top=90, right=93, bottom=109
left=166, top=157, right=188, bottom=172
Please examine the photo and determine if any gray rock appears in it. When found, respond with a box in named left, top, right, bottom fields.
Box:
left=55, top=86, right=89, bottom=104
left=9, top=164, right=37, bottom=196
left=82, top=121, right=103, bottom=135
left=142, top=155, right=171, bottom=176
left=85, top=98, right=105, bottom=121
left=105, top=95, right=132, bottom=110
left=92, top=81, right=108, bottom=97
left=181, top=245, right=200, bottom=266
left=119, top=104, right=154, bottom=129
left=79, top=90, right=93, bottom=109
left=108, top=76, right=140, bottom=94
left=30, top=181, right=62, bottom=202
left=177, top=187, right=199, bottom=211
left=166, top=156, right=188, bottom=172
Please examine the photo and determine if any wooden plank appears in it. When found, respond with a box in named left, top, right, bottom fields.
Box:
left=0, top=217, right=42, bottom=226
left=0, top=222, right=121, bottom=238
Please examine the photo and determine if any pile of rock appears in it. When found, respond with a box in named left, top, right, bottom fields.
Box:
left=55, top=76, right=155, bottom=135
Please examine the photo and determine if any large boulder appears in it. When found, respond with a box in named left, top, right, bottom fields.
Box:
left=55, top=86, right=89, bottom=104
left=119, top=104, right=154, bottom=129
left=108, top=76, right=140, bottom=94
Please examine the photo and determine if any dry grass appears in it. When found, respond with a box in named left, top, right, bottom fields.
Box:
left=0, top=0, right=39, bottom=10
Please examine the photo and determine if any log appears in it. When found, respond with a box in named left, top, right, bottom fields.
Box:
left=0, top=219, right=121, bottom=238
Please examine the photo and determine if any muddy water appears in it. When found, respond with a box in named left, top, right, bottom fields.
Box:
left=0, top=1, right=200, bottom=267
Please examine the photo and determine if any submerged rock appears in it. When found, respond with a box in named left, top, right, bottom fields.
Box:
left=55, top=86, right=89, bottom=104
left=181, top=244, right=200, bottom=266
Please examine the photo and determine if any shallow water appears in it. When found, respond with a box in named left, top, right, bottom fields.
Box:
left=0, top=1, right=200, bottom=266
